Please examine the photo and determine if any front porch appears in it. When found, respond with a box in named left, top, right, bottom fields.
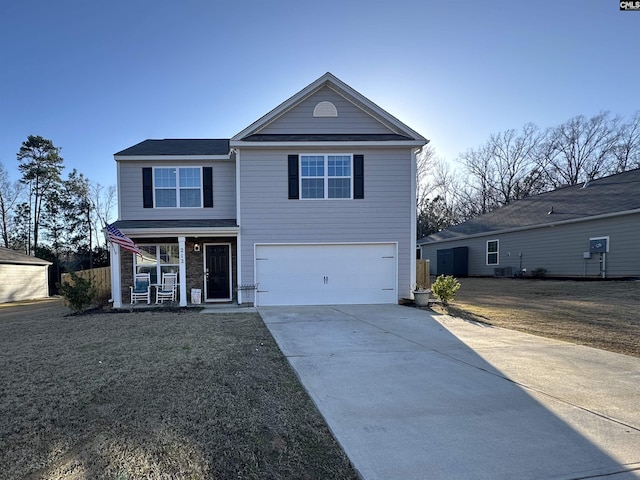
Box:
left=109, top=220, right=251, bottom=308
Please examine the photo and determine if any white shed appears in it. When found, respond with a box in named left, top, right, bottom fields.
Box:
left=0, top=247, right=52, bottom=303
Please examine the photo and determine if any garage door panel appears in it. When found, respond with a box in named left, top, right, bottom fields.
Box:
left=255, top=243, right=397, bottom=306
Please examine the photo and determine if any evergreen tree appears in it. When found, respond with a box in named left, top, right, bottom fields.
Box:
left=16, top=135, right=64, bottom=255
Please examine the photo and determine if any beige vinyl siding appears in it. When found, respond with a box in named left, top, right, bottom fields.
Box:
left=0, top=264, right=49, bottom=303
left=420, top=213, right=640, bottom=278
left=239, top=147, right=414, bottom=300
left=259, top=87, right=396, bottom=135
left=117, top=160, right=236, bottom=220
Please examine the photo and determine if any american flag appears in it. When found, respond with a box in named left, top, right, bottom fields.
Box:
left=105, top=224, right=143, bottom=256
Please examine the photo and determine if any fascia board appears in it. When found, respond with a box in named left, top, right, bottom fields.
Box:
left=3, top=259, right=52, bottom=266
left=323, top=78, right=427, bottom=142
left=418, top=208, right=640, bottom=246
left=114, top=155, right=231, bottom=161
left=231, top=75, right=330, bottom=141
left=230, top=140, right=427, bottom=148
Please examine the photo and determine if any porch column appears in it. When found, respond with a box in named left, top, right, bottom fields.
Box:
left=178, top=236, right=187, bottom=306
left=110, top=243, right=122, bottom=308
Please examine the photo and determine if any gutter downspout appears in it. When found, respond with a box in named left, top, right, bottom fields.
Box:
left=234, top=148, right=243, bottom=304
left=410, top=146, right=421, bottom=299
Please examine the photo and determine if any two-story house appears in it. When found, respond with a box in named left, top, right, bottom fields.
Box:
left=109, top=73, right=427, bottom=307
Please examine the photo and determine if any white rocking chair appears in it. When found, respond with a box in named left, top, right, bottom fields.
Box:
left=156, top=272, right=178, bottom=304
left=130, top=272, right=151, bottom=304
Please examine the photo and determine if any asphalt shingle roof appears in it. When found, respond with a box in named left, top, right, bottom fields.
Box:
left=0, top=247, right=51, bottom=265
left=114, top=139, right=230, bottom=156
left=111, top=219, right=238, bottom=230
left=420, top=168, right=640, bottom=244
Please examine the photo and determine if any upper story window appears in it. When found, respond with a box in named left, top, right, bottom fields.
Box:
left=154, top=167, right=202, bottom=208
left=486, top=239, right=499, bottom=265
left=300, top=154, right=352, bottom=199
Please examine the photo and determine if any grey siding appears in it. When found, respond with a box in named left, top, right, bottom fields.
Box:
left=0, top=264, right=49, bottom=302
left=420, top=213, right=640, bottom=278
left=259, top=87, right=395, bottom=135
left=239, top=147, right=414, bottom=299
left=118, top=160, right=236, bottom=220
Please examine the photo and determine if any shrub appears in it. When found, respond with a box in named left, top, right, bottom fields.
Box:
left=531, top=267, right=547, bottom=279
left=431, top=275, right=461, bottom=306
left=58, top=272, right=97, bottom=314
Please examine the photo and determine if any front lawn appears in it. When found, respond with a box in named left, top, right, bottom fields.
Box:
left=0, top=306, right=358, bottom=479
left=433, top=277, right=640, bottom=358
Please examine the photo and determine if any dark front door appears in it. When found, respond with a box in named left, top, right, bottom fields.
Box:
left=205, top=244, right=230, bottom=301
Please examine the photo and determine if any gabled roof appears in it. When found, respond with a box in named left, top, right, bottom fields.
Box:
left=419, top=168, right=640, bottom=244
left=231, top=72, right=427, bottom=145
left=0, top=247, right=52, bottom=266
left=114, top=139, right=230, bottom=157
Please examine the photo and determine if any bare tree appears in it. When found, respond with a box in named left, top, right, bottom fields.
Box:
left=91, top=182, right=117, bottom=247
left=613, top=111, right=640, bottom=172
left=489, top=123, right=548, bottom=203
left=459, top=143, right=499, bottom=214
left=0, top=161, right=23, bottom=248
left=540, top=112, right=621, bottom=187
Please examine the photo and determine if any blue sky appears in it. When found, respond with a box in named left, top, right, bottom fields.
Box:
left=1, top=1, right=638, bottom=190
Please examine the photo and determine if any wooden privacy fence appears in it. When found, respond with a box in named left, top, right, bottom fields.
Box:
left=61, top=267, right=111, bottom=298
left=416, top=259, right=430, bottom=288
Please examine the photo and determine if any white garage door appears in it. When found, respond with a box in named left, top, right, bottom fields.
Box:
left=255, top=243, right=397, bottom=306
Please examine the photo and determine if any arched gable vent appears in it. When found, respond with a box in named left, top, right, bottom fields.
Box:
left=313, top=101, right=338, bottom=117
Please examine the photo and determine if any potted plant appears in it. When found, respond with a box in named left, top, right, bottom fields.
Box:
left=412, top=281, right=431, bottom=307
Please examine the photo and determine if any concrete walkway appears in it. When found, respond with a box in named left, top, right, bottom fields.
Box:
left=259, top=304, right=640, bottom=480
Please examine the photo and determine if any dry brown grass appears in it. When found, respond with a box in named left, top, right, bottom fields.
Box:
left=0, top=302, right=358, bottom=480
left=432, top=277, right=640, bottom=358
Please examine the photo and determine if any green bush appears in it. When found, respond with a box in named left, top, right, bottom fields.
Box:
left=431, top=275, right=461, bottom=306
left=531, top=267, right=547, bottom=279
left=58, top=272, right=97, bottom=314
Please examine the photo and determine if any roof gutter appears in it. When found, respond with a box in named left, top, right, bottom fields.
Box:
left=229, top=140, right=426, bottom=148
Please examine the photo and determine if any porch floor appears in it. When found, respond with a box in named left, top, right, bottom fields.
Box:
left=115, top=302, right=257, bottom=313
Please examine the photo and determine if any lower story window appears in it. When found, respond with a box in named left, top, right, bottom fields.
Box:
left=135, top=244, right=179, bottom=284
left=486, top=240, right=499, bottom=265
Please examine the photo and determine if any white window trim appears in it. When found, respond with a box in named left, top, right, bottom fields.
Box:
left=134, top=244, right=180, bottom=284
left=299, top=153, right=353, bottom=200
left=153, top=166, right=203, bottom=208
left=486, top=239, right=499, bottom=265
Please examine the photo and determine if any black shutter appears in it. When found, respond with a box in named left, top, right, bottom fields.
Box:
left=354, top=154, right=364, bottom=199
left=288, top=155, right=299, bottom=199
left=203, top=167, right=213, bottom=208
left=142, top=167, right=153, bottom=208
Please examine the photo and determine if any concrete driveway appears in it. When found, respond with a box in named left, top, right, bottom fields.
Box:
left=259, top=304, right=640, bottom=480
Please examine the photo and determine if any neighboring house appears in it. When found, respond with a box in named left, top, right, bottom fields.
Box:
left=418, top=168, right=640, bottom=279
left=0, top=247, right=52, bottom=303
left=110, top=73, right=427, bottom=307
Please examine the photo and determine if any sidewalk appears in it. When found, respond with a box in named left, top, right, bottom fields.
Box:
left=259, top=304, right=640, bottom=480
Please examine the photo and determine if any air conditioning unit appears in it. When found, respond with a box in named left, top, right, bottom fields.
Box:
left=494, top=267, right=513, bottom=277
